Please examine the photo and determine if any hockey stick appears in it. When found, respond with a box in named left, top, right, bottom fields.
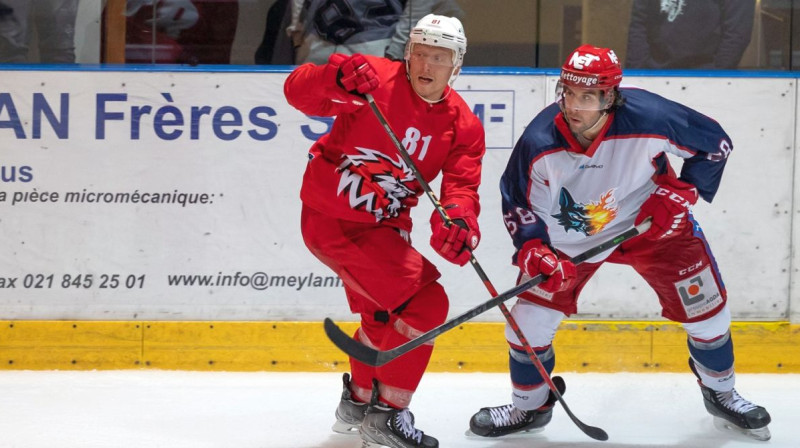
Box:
left=325, top=93, right=647, bottom=441
left=323, top=219, right=648, bottom=365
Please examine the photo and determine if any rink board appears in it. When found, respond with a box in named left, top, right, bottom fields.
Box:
left=1, top=67, right=799, bottom=372
left=1, top=320, right=797, bottom=373
left=0, top=66, right=797, bottom=325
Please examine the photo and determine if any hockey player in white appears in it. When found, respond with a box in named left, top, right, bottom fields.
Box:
left=468, top=44, right=771, bottom=441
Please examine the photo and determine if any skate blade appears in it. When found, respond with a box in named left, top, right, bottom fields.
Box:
left=712, top=417, right=771, bottom=441
left=361, top=436, right=390, bottom=448
left=331, top=420, right=361, bottom=435
left=464, top=427, right=545, bottom=439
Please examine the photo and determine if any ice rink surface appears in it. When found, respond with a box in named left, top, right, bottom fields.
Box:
left=0, top=370, right=797, bottom=448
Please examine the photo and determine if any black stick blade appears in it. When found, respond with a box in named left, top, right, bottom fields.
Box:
left=580, top=424, right=609, bottom=441
left=323, top=318, right=380, bottom=366
left=551, top=376, right=609, bottom=441
left=575, top=420, right=608, bottom=442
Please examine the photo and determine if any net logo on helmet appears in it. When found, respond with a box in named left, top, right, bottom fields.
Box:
left=559, top=45, right=622, bottom=89
left=568, top=52, right=601, bottom=71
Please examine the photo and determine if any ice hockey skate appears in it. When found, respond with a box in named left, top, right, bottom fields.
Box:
left=467, top=376, right=565, bottom=438
left=331, top=373, right=368, bottom=435
left=359, top=381, right=438, bottom=448
left=690, top=361, right=771, bottom=441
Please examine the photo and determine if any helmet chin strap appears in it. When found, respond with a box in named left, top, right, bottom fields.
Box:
left=559, top=91, right=612, bottom=146
left=582, top=91, right=615, bottom=139
left=415, top=85, right=451, bottom=104
left=565, top=109, right=609, bottom=148
left=405, top=60, right=457, bottom=104
left=581, top=111, right=608, bottom=140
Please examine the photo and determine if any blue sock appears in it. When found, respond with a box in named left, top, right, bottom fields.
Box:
left=688, top=332, right=734, bottom=373
left=509, top=345, right=555, bottom=387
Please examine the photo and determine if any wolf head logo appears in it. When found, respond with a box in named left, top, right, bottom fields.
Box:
left=551, top=187, right=617, bottom=236
left=337, top=147, right=416, bottom=221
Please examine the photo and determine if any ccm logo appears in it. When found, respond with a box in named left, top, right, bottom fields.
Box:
left=654, top=187, right=693, bottom=208
left=679, top=260, right=704, bottom=276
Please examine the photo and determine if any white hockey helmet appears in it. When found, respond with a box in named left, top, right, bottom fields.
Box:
left=405, top=14, right=467, bottom=84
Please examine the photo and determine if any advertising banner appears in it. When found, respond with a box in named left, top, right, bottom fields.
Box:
left=0, top=68, right=793, bottom=321
left=0, top=69, right=544, bottom=320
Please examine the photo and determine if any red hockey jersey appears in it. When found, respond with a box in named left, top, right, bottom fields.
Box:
left=284, top=55, right=485, bottom=232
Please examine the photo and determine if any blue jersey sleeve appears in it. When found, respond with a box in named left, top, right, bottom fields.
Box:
left=500, top=106, right=561, bottom=261
left=618, top=89, right=732, bottom=202
left=672, top=109, right=731, bottom=202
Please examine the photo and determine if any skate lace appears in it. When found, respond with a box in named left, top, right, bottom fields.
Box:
left=488, top=404, right=528, bottom=426
left=394, top=409, right=423, bottom=443
left=716, top=389, right=757, bottom=414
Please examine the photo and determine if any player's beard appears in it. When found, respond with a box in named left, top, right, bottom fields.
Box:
left=565, top=110, right=607, bottom=144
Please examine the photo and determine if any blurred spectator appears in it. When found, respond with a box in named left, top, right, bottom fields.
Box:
left=626, top=0, right=755, bottom=69
left=288, top=0, right=463, bottom=65
left=254, top=0, right=294, bottom=64
left=0, top=0, right=78, bottom=63
left=119, top=0, right=239, bottom=64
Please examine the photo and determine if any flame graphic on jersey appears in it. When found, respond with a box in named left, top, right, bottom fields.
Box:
left=551, top=187, right=617, bottom=235
left=336, top=147, right=416, bottom=222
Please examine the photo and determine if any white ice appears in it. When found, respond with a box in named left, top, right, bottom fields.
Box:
left=0, top=370, right=797, bottom=448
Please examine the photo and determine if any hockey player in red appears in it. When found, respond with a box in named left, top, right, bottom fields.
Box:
left=468, top=45, right=771, bottom=441
left=284, top=14, right=484, bottom=448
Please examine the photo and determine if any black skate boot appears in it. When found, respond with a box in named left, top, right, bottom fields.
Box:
left=359, top=381, right=438, bottom=447
left=468, top=376, right=565, bottom=437
left=690, top=360, right=771, bottom=441
left=332, top=373, right=368, bottom=435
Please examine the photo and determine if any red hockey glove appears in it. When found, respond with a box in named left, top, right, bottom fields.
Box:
left=517, top=239, right=577, bottom=294
left=429, top=205, right=480, bottom=266
left=635, top=175, right=698, bottom=241
left=330, top=53, right=380, bottom=97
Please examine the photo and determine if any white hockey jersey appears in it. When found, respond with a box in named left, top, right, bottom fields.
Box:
left=500, top=87, right=732, bottom=263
